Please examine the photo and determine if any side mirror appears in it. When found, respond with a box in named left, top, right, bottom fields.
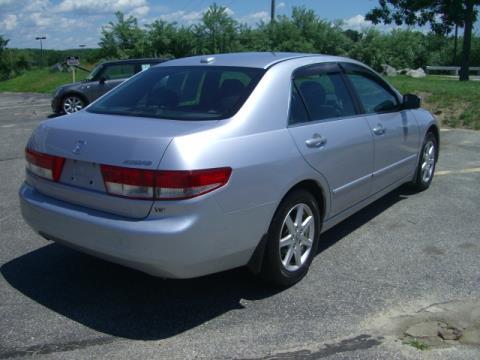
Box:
left=99, top=76, right=106, bottom=84
left=402, top=94, right=421, bottom=109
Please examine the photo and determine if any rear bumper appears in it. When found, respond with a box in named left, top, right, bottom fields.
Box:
left=19, top=183, right=270, bottom=278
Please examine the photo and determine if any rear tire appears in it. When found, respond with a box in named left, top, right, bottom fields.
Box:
left=260, top=189, right=321, bottom=287
left=411, top=132, right=437, bottom=191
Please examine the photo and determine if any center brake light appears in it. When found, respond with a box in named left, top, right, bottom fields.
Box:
left=100, top=165, right=232, bottom=200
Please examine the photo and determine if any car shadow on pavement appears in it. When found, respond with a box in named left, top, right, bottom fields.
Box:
left=1, top=186, right=413, bottom=341
left=317, top=185, right=414, bottom=254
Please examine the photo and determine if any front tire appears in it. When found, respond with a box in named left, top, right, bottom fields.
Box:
left=260, top=189, right=321, bottom=287
left=412, top=131, right=437, bottom=191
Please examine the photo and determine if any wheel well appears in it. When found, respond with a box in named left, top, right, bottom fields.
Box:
left=247, top=179, right=327, bottom=274
left=285, top=180, right=326, bottom=221
left=427, top=124, right=440, bottom=160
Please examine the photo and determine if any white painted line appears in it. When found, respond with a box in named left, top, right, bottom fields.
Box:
left=436, top=167, right=480, bottom=176
left=0, top=124, right=15, bottom=128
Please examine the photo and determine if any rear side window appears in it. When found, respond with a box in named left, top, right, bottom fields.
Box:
left=88, top=66, right=265, bottom=120
left=289, top=86, right=310, bottom=125
left=100, top=64, right=137, bottom=80
left=346, top=73, right=399, bottom=114
left=293, top=71, right=356, bottom=123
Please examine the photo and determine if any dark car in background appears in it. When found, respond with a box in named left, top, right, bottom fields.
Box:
left=51, top=58, right=166, bottom=114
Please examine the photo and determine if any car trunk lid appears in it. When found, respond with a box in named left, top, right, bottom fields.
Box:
left=26, top=111, right=219, bottom=218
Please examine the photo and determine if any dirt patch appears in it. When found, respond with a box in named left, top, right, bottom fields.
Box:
left=368, top=298, right=480, bottom=351
left=419, top=92, right=472, bottom=129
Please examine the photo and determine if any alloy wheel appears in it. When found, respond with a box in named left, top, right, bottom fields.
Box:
left=279, top=203, right=315, bottom=272
left=63, top=96, right=84, bottom=114
left=421, top=140, right=436, bottom=184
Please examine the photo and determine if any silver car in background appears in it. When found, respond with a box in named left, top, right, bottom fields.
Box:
left=20, top=52, right=439, bottom=286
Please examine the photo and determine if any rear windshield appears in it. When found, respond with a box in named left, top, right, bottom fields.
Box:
left=87, top=66, right=265, bottom=120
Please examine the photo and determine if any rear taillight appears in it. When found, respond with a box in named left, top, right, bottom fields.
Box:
left=100, top=165, right=232, bottom=200
left=100, top=165, right=155, bottom=199
left=155, top=168, right=232, bottom=200
left=25, top=148, right=65, bottom=182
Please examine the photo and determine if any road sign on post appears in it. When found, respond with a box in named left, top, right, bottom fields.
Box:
left=66, top=56, right=80, bottom=66
left=66, top=56, right=80, bottom=83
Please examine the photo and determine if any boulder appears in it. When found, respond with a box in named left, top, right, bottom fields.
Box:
left=49, top=63, right=64, bottom=73
left=381, top=64, right=397, bottom=77
left=406, top=67, right=426, bottom=78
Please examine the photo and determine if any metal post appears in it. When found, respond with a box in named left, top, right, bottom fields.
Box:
left=35, top=36, right=46, bottom=66
left=459, top=0, right=474, bottom=81
left=270, top=0, right=275, bottom=23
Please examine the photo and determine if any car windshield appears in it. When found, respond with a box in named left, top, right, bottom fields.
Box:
left=87, top=66, right=265, bottom=120
left=85, top=63, right=104, bottom=81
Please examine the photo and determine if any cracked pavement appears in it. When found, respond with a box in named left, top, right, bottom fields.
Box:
left=0, top=93, right=479, bottom=359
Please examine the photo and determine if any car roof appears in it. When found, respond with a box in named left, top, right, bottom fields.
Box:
left=159, top=52, right=354, bottom=69
left=102, top=58, right=166, bottom=65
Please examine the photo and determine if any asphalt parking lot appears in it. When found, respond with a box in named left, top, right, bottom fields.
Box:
left=0, top=92, right=479, bottom=359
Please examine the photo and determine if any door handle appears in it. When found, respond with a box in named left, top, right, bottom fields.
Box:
left=372, top=124, right=386, bottom=136
left=305, top=134, right=327, bottom=148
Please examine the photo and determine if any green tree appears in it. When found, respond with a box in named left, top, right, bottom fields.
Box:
left=0, top=35, right=8, bottom=55
left=264, top=7, right=352, bottom=54
left=146, top=20, right=176, bottom=58
left=266, top=14, right=314, bottom=52
left=99, top=11, right=147, bottom=59
left=366, top=0, right=480, bottom=81
left=14, top=53, right=30, bottom=72
left=196, top=3, right=239, bottom=54
left=0, top=35, right=11, bottom=80
left=170, top=26, right=198, bottom=58
left=237, top=24, right=270, bottom=51
left=344, top=29, right=363, bottom=43
left=348, top=29, right=389, bottom=70
left=388, top=29, right=430, bottom=69
left=89, top=4, right=479, bottom=74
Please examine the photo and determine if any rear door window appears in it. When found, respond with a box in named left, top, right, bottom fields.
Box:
left=289, top=86, right=310, bottom=125
left=291, top=64, right=356, bottom=123
left=87, top=66, right=265, bottom=120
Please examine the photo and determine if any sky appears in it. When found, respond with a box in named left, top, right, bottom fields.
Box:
left=0, top=0, right=422, bottom=49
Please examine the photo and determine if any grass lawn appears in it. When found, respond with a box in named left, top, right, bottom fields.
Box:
left=0, top=68, right=88, bottom=94
left=389, top=75, right=480, bottom=130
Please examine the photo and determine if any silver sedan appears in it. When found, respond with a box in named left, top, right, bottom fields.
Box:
left=20, top=52, right=439, bottom=286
